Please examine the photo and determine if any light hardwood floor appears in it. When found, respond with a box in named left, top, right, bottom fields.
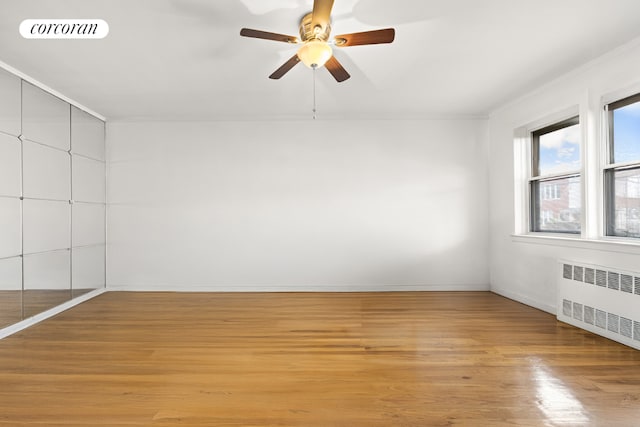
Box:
left=0, top=291, right=639, bottom=426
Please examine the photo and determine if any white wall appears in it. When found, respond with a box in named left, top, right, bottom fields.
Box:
left=107, top=119, right=489, bottom=291
left=488, top=38, right=640, bottom=313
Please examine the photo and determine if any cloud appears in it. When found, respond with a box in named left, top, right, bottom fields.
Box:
left=545, top=159, right=580, bottom=175
left=557, top=146, right=576, bottom=159
left=539, top=124, right=580, bottom=149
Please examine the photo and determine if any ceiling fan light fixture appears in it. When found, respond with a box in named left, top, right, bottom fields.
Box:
left=240, top=0, right=394, bottom=81
left=297, top=40, right=332, bottom=69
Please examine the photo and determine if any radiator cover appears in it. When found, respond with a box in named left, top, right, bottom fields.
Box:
left=557, top=260, right=640, bottom=350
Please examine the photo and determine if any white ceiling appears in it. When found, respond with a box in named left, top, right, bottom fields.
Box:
left=2, top=0, right=640, bottom=121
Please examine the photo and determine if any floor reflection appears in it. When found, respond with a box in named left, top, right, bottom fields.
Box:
left=0, top=290, right=22, bottom=329
left=1, top=288, right=100, bottom=329
left=530, top=357, right=590, bottom=426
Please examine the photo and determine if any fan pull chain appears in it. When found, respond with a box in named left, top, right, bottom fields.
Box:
left=312, top=65, right=317, bottom=120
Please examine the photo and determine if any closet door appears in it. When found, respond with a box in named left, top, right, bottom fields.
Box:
left=0, top=257, right=22, bottom=328
left=71, top=106, right=106, bottom=298
left=23, top=250, right=71, bottom=319
left=22, top=81, right=70, bottom=150
left=0, top=70, right=105, bottom=328
left=21, top=81, right=73, bottom=316
left=0, top=69, right=22, bottom=328
left=0, top=67, right=20, bottom=137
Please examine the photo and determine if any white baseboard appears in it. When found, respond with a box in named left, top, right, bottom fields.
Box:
left=490, top=287, right=556, bottom=315
left=0, top=288, right=107, bottom=340
left=107, top=283, right=491, bottom=292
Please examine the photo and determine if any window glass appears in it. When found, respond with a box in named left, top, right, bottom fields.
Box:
left=530, top=116, right=581, bottom=234
left=537, top=123, right=581, bottom=176
left=532, top=176, right=581, bottom=233
left=612, top=101, right=640, bottom=164
left=608, top=167, right=640, bottom=237
left=607, top=95, right=640, bottom=238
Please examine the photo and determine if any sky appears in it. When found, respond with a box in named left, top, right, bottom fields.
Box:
left=613, top=101, right=640, bottom=164
left=538, top=123, right=580, bottom=176
left=537, top=100, right=639, bottom=176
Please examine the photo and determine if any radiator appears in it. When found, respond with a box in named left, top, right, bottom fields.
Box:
left=557, top=260, right=640, bottom=350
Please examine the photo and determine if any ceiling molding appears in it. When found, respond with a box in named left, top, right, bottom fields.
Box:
left=0, top=59, right=106, bottom=121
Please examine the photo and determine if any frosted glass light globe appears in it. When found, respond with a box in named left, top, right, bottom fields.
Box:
left=297, top=40, right=333, bottom=68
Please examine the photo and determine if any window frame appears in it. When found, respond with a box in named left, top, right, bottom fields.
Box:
left=604, top=92, right=640, bottom=238
left=529, top=116, right=581, bottom=234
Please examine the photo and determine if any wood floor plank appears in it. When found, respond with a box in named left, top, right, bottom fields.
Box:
left=0, top=291, right=639, bottom=426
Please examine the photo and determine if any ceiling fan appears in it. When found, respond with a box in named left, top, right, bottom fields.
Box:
left=240, top=0, right=395, bottom=82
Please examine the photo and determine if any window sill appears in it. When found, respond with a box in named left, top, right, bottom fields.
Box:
left=511, top=233, right=640, bottom=255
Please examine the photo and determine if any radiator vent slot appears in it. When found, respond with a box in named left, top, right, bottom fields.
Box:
left=596, top=269, right=607, bottom=287
left=621, top=318, right=633, bottom=339
left=621, top=274, right=633, bottom=293
left=584, top=306, right=595, bottom=325
left=573, top=302, right=584, bottom=321
left=584, top=268, right=595, bottom=284
left=595, top=309, right=607, bottom=329
left=573, top=266, right=584, bottom=282
left=562, top=299, right=572, bottom=317
left=607, top=313, right=619, bottom=333
left=558, top=261, right=640, bottom=350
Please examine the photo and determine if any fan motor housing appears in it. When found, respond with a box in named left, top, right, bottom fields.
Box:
left=299, top=12, right=331, bottom=42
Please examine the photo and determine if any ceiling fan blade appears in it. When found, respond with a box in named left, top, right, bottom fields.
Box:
left=311, top=0, right=334, bottom=31
left=325, top=55, right=350, bottom=82
left=334, top=28, right=395, bottom=47
left=269, top=55, right=301, bottom=79
left=240, top=28, right=299, bottom=44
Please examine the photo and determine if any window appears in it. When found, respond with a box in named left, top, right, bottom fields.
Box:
left=542, top=184, right=560, bottom=200
left=530, top=117, right=581, bottom=233
left=605, top=93, right=640, bottom=238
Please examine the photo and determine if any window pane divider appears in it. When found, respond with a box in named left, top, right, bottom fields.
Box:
left=603, top=161, right=640, bottom=171
left=529, top=171, right=580, bottom=182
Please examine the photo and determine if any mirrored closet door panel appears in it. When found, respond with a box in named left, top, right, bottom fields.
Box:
left=0, top=257, right=22, bottom=329
left=22, top=199, right=72, bottom=316
left=0, top=69, right=22, bottom=328
left=71, top=105, right=106, bottom=298
left=0, top=198, right=21, bottom=259
left=72, top=245, right=105, bottom=298
left=0, top=66, right=106, bottom=330
left=23, top=199, right=71, bottom=255
left=71, top=203, right=105, bottom=298
left=71, top=106, right=105, bottom=161
left=0, top=133, right=21, bottom=197
left=72, top=156, right=105, bottom=204
left=19, top=80, right=74, bottom=320
left=0, top=68, right=21, bottom=137
left=23, top=250, right=71, bottom=318
left=0, top=198, right=21, bottom=326
left=22, top=140, right=71, bottom=201
left=22, top=81, right=70, bottom=151
left=72, top=203, right=105, bottom=248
